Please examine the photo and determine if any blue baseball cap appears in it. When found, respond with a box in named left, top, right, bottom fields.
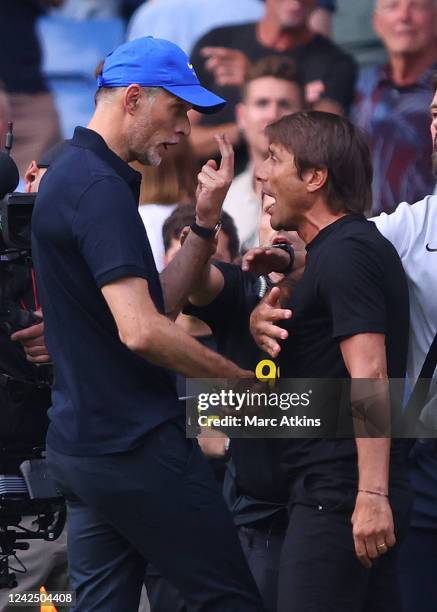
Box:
left=97, top=37, right=226, bottom=115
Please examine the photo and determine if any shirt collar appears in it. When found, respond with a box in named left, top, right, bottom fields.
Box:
left=376, top=61, right=437, bottom=89
left=71, top=126, right=141, bottom=193
left=306, top=213, right=366, bottom=252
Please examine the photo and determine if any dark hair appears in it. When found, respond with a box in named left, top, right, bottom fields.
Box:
left=162, top=203, right=240, bottom=260
left=242, top=56, right=304, bottom=103
left=266, top=111, right=373, bottom=214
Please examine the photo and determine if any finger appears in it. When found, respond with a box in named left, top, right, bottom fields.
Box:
left=253, top=320, right=285, bottom=344
left=197, top=172, right=217, bottom=190
left=376, top=541, right=389, bottom=556
left=385, top=530, right=396, bottom=548
left=20, top=337, right=46, bottom=349
left=216, top=134, right=234, bottom=177
left=261, top=336, right=282, bottom=358
left=201, top=163, right=220, bottom=180
left=268, top=309, right=292, bottom=323
left=266, top=286, right=281, bottom=307
left=25, top=346, right=50, bottom=358
left=205, top=159, right=218, bottom=170
left=264, top=323, right=288, bottom=341
left=10, top=322, right=44, bottom=342
left=26, top=354, right=51, bottom=364
left=365, top=536, right=379, bottom=561
left=354, top=536, right=372, bottom=569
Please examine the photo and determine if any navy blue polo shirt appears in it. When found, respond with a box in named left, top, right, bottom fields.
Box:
left=32, top=127, right=181, bottom=456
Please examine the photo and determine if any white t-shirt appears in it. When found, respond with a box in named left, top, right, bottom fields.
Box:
left=127, top=0, right=264, bottom=56
left=138, top=203, right=177, bottom=273
left=372, top=196, right=437, bottom=383
left=223, top=165, right=260, bottom=252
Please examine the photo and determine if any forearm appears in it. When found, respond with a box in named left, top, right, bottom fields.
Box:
left=190, top=123, right=240, bottom=159
left=353, top=378, right=391, bottom=494
left=130, top=312, right=250, bottom=378
left=356, top=438, right=390, bottom=494
left=188, top=261, right=225, bottom=306
left=160, top=231, right=216, bottom=319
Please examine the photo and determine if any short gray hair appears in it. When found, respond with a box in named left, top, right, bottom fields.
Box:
left=94, top=86, right=160, bottom=106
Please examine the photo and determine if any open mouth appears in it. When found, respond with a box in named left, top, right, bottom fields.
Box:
left=162, top=142, right=179, bottom=151
left=272, top=234, right=291, bottom=246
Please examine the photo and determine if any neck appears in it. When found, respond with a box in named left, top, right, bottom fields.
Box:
left=297, top=200, right=348, bottom=244
left=87, top=111, right=129, bottom=162
left=257, top=15, right=314, bottom=51
left=388, top=44, right=437, bottom=86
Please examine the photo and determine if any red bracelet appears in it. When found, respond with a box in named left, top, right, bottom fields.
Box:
left=358, top=488, right=388, bottom=497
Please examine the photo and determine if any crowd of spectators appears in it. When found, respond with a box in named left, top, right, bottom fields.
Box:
left=0, top=1, right=436, bottom=611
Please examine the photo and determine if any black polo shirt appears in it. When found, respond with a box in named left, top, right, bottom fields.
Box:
left=277, top=215, right=410, bottom=502
left=32, top=127, right=181, bottom=456
left=186, top=262, right=288, bottom=525
left=185, top=261, right=264, bottom=370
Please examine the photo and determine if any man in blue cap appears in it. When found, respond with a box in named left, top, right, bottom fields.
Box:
left=30, top=37, right=264, bottom=611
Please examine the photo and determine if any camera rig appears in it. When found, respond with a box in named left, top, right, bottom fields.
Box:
left=0, top=124, right=64, bottom=588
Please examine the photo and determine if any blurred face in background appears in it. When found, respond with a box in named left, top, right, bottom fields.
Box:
left=266, top=0, right=318, bottom=29
left=236, top=77, right=303, bottom=162
left=24, top=162, right=47, bottom=193
left=164, top=231, right=233, bottom=266
left=374, top=0, right=437, bottom=55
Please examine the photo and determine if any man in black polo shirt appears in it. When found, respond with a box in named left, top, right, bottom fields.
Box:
left=254, top=111, right=412, bottom=611
left=31, top=37, right=263, bottom=611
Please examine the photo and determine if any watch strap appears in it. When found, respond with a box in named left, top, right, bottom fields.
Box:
left=190, top=220, right=221, bottom=240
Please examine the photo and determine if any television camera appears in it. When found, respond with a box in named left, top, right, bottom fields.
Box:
left=0, top=124, right=64, bottom=589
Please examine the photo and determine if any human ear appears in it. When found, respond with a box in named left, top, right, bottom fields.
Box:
left=304, top=167, right=328, bottom=194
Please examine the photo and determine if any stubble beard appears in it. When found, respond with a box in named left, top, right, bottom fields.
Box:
left=136, top=146, right=162, bottom=167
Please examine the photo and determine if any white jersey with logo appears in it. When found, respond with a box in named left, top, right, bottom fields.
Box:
left=372, top=195, right=437, bottom=383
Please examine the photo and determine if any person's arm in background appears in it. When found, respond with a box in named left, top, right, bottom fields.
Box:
left=189, top=31, right=245, bottom=159
left=11, top=313, right=49, bottom=363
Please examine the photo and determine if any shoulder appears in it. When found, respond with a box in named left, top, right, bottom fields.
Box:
left=372, top=196, right=437, bottom=258
left=306, top=34, right=355, bottom=64
left=316, top=218, right=390, bottom=270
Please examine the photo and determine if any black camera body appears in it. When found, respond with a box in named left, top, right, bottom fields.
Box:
left=0, top=192, right=42, bottom=335
left=0, top=139, right=64, bottom=589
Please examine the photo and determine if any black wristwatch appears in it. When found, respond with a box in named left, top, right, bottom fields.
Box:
left=190, top=220, right=222, bottom=240
left=271, top=242, right=295, bottom=274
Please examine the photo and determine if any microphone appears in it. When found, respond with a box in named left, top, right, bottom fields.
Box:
left=0, top=151, right=19, bottom=199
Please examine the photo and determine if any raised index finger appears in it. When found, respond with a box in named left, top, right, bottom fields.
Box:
left=215, top=134, right=234, bottom=178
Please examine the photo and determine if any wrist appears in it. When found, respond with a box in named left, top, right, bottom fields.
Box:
left=271, top=243, right=295, bottom=274
left=358, top=488, right=388, bottom=498
left=195, top=215, right=220, bottom=229
left=191, top=219, right=221, bottom=240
